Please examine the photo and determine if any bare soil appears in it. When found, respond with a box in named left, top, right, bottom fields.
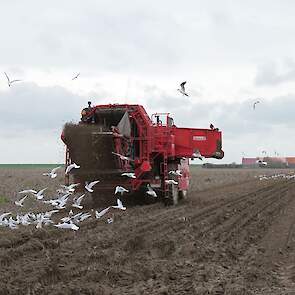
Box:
left=1, top=167, right=295, bottom=294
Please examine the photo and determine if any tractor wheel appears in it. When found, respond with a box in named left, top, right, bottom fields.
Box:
left=168, top=183, right=179, bottom=205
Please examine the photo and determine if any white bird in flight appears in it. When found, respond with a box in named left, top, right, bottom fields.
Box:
left=72, top=194, right=85, bottom=209
left=112, top=152, right=133, bottom=162
left=146, top=184, right=157, bottom=198
left=60, top=183, right=80, bottom=193
left=65, top=163, right=80, bottom=175
left=18, top=189, right=37, bottom=195
left=54, top=222, right=79, bottom=231
left=78, top=212, right=92, bottom=222
left=33, top=188, right=47, bottom=200
left=4, top=72, right=22, bottom=87
left=43, top=166, right=61, bottom=179
left=95, top=207, right=110, bottom=219
left=72, top=72, right=80, bottom=80
left=112, top=199, right=126, bottom=210
left=169, top=170, right=182, bottom=177
left=165, top=179, right=178, bottom=185
left=114, top=186, right=129, bottom=196
left=85, top=180, right=100, bottom=192
left=14, top=195, right=27, bottom=207
left=177, top=81, right=189, bottom=96
left=121, top=172, right=136, bottom=179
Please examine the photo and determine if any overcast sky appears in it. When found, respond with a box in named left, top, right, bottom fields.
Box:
left=0, top=0, right=295, bottom=163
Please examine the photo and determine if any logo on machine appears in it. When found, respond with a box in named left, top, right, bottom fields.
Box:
left=193, top=136, right=206, bottom=141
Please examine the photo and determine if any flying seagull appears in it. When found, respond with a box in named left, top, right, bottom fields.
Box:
left=72, top=72, right=80, bottom=80
left=253, top=100, right=260, bottom=110
left=60, top=183, right=80, bottom=193
left=165, top=179, right=178, bottom=185
left=14, top=195, right=27, bottom=207
left=169, top=170, right=182, bottom=177
left=72, top=194, right=85, bottom=209
left=43, top=166, right=61, bottom=179
left=18, top=189, right=37, bottom=195
left=65, top=163, right=80, bottom=174
left=54, top=222, right=79, bottom=231
left=95, top=207, right=110, bottom=219
left=114, top=186, right=129, bottom=196
left=112, top=152, right=133, bottom=162
left=112, top=199, right=126, bottom=210
left=85, top=180, right=100, bottom=193
left=4, top=72, right=21, bottom=87
left=177, top=81, right=189, bottom=96
left=32, top=188, right=47, bottom=200
left=121, top=172, right=136, bottom=179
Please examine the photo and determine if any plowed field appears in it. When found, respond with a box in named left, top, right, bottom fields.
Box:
left=1, top=167, right=295, bottom=294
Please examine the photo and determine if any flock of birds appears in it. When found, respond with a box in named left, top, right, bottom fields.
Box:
left=3, top=72, right=81, bottom=88
left=256, top=173, right=295, bottom=181
left=0, top=163, right=129, bottom=231
left=3, top=72, right=261, bottom=113
left=0, top=155, right=183, bottom=231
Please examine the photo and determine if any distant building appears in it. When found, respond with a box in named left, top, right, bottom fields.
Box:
left=242, top=157, right=295, bottom=168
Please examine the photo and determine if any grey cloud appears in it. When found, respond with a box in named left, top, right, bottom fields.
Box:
left=2, top=0, right=295, bottom=74
left=255, top=60, right=295, bottom=86
left=0, top=82, right=294, bottom=163
left=141, top=84, right=295, bottom=137
left=0, top=83, right=89, bottom=132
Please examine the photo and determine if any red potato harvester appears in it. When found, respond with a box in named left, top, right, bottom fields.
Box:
left=61, top=102, right=224, bottom=205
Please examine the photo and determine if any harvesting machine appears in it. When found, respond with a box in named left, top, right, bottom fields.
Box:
left=61, top=103, right=224, bottom=205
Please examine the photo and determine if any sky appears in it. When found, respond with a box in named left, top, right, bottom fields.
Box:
left=0, top=0, right=295, bottom=164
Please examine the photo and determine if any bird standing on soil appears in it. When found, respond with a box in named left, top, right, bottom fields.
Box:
left=177, top=81, right=189, bottom=96
left=65, top=163, right=80, bottom=174
left=4, top=72, right=22, bottom=87
left=42, top=166, right=61, bottom=179
left=114, top=186, right=129, bottom=196
left=85, top=180, right=100, bottom=193
left=14, top=195, right=27, bottom=207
